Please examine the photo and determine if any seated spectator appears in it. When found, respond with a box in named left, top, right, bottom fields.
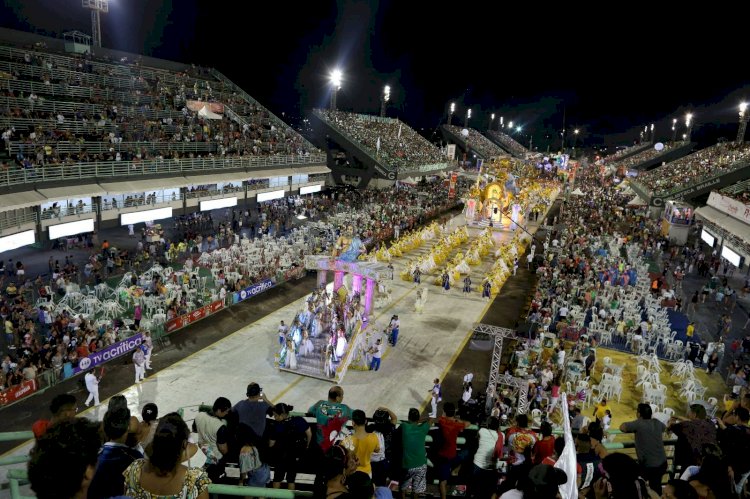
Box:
left=28, top=418, right=103, bottom=499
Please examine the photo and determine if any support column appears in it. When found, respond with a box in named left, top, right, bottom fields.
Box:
left=364, top=278, right=376, bottom=317
left=317, top=269, right=328, bottom=288
left=333, top=270, right=345, bottom=291
left=352, top=274, right=363, bottom=294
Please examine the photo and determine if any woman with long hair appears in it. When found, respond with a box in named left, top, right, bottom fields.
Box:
left=123, top=412, right=211, bottom=499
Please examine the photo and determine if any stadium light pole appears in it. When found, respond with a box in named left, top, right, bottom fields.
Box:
left=380, top=85, right=391, bottom=117
left=489, top=113, right=495, bottom=131
left=573, top=128, right=579, bottom=153
left=685, top=113, right=693, bottom=142
left=82, top=0, right=109, bottom=48
left=329, top=69, right=342, bottom=111
left=737, top=102, right=748, bottom=144
left=650, top=123, right=655, bottom=144
left=500, top=116, right=504, bottom=129
left=671, top=118, right=678, bottom=144
left=449, top=102, right=455, bottom=126
left=465, top=108, right=472, bottom=128
left=508, top=120, right=514, bottom=132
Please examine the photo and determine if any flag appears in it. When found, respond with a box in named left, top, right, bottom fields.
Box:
left=554, top=392, right=578, bottom=499
left=376, top=137, right=381, bottom=153
left=398, top=123, right=402, bottom=139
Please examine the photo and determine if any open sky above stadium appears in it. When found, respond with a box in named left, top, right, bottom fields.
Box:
left=2, top=0, right=748, bottom=149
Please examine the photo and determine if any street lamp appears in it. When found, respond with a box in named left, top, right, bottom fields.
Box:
left=685, top=113, right=693, bottom=142
left=508, top=120, right=514, bottom=130
left=449, top=102, right=455, bottom=125
left=573, top=128, right=579, bottom=151
left=650, top=123, right=654, bottom=144
left=381, top=85, right=391, bottom=117
left=465, top=108, right=472, bottom=128
left=671, top=118, right=678, bottom=144
left=500, top=116, right=504, bottom=129
left=737, top=102, right=748, bottom=144
left=329, top=69, right=342, bottom=111
left=489, top=113, right=495, bottom=131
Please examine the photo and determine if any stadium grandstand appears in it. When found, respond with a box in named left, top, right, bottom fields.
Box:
left=628, top=141, right=750, bottom=206
left=485, top=129, right=530, bottom=158
left=600, top=142, right=652, bottom=162
left=311, top=109, right=451, bottom=186
left=441, top=124, right=509, bottom=160
left=0, top=30, right=330, bottom=240
left=606, top=140, right=693, bottom=173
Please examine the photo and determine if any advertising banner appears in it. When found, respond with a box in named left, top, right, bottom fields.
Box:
left=708, top=192, right=750, bottom=225
left=165, top=299, right=225, bottom=334
left=73, top=333, right=143, bottom=374
left=233, top=278, right=275, bottom=304
left=186, top=100, right=224, bottom=114
left=0, top=379, right=37, bottom=405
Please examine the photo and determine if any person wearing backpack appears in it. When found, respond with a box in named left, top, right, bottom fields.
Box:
left=471, top=416, right=503, bottom=499
left=268, top=403, right=311, bottom=490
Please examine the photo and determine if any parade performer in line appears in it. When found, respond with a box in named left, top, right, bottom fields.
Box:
left=413, top=267, right=421, bottom=284
left=463, top=275, right=472, bottom=294
left=441, top=270, right=451, bottom=293
left=482, top=278, right=492, bottom=300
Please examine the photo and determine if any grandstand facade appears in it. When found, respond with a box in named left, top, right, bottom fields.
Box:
left=0, top=29, right=328, bottom=243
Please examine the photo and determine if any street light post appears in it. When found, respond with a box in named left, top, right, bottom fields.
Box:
left=380, top=85, right=390, bottom=117
left=671, top=118, right=677, bottom=144
left=572, top=128, right=579, bottom=155
left=449, top=102, right=455, bottom=126
left=329, top=69, right=342, bottom=111
left=489, top=113, right=495, bottom=131
left=465, top=108, right=472, bottom=128
left=500, top=116, right=504, bottom=130
left=685, top=113, right=693, bottom=142
left=737, top=102, right=748, bottom=144
left=82, top=0, right=109, bottom=48
left=650, top=123, right=655, bottom=144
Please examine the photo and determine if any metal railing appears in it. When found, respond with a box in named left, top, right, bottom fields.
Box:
left=0, top=210, right=37, bottom=231
left=9, top=140, right=217, bottom=156
left=0, top=59, right=150, bottom=91
left=0, top=77, right=160, bottom=105
left=0, top=153, right=326, bottom=187
left=0, top=95, right=184, bottom=122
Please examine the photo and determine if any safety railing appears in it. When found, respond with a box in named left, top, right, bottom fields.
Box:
left=9, top=140, right=217, bottom=156
left=0, top=95, right=184, bottom=122
left=0, top=77, right=160, bottom=105
left=40, top=204, right=94, bottom=220
left=0, top=211, right=37, bottom=232
left=0, top=59, right=151, bottom=91
left=0, top=153, right=326, bottom=187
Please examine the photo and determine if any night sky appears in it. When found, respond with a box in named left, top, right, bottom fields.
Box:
left=2, top=0, right=748, bottom=150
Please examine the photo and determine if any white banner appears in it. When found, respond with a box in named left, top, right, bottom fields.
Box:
left=708, top=192, right=750, bottom=225
left=446, top=144, right=456, bottom=160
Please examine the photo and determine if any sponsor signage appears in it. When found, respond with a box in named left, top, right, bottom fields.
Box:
left=48, top=218, right=95, bottom=239
left=300, top=185, right=322, bottom=195
left=448, top=172, right=458, bottom=199
left=200, top=197, right=238, bottom=212
left=708, top=192, right=750, bottom=225
left=234, top=278, right=276, bottom=304
left=0, top=379, right=37, bottom=405
left=74, top=333, right=143, bottom=374
left=121, top=207, right=173, bottom=226
left=0, top=230, right=35, bottom=254
left=165, top=299, right=225, bottom=334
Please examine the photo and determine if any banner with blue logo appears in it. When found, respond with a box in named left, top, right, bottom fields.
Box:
left=74, top=333, right=143, bottom=374
left=233, top=278, right=276, bottom=304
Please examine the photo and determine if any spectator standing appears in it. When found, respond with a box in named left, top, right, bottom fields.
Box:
left=400, top=408, right=432, bottom=498
left=194, top=397, right=231, bottom=465
left=31, top=393, right=77, bottom=439
left=88, top=407, right=143, bottom=499
left=308, top=386, right=353, bottom=451
left=232, top=382, right=272, bottom=441
left=472, top=416, right=503, bottom=499
left=668, top=404, right=717, bottom=470
left=620, top=403, right=667, bottom=493
left=435, top=402, right=471, bottom=499
left=268, top=402, right=311, bottom=490
left=133, top=346, right=146, bottom=384
left=343, top=409, right=380, bottom=478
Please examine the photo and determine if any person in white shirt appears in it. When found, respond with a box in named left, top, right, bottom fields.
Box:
left=462, top=383, right=473, bottom=403
left=368, top=338, right=384, bottom=371
left=278, top=321, right=288, bottom=346
left=463, top=371, right=474, bottom=385
left=558, top=306, right=569, bottom=320
left=556, top=347, right=566, bottom=370
left=142, top=331, right=153, bottom=370
left=473, top=417, right=503, bottom=493
left=133, top=347, right=146, bottom=383
left=85, top=370, right=100, bottom=406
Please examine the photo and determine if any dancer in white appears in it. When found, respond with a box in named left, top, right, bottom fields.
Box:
left=85, top=370, right=100, bottom=406
left=133, top=347, right=146, bottom=383
left=286, top=338, right=298, bottom=369
left=142, top=331, right=153, bottom=370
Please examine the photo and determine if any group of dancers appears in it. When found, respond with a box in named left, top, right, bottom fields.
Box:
left=277, top=286, right=365, bottom=377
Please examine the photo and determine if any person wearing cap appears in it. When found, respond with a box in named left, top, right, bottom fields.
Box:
left=233, top=382, right=271, bottom=440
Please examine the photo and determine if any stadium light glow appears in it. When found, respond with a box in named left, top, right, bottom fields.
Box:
left=450, top=102, right=455, bottom=113
left=650, top=123, right=654, bottom=131
left=740, top=102, right=748, bottom=114
left=508, top=121, right=513, bottom=129
left=516, top=126, right=521, bottom=132
left=685, top=113, right=693, bottom=126
left=383, top=85, right=390, bottom=101
left=574, top=129, right=579, bottom=135
left=491, top=113, right=495, bottom=120
left=467, top=109, right=472, bottom=119
left=330, top=69, right=342, bottom=89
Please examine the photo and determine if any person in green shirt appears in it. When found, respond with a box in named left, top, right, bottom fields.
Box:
left=401, top=408, right=433, bottom=497
left=307, top=385, right=353, bottom=447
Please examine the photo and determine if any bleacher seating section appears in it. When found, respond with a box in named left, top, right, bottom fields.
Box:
left=485, top=129, right=529, bottom=158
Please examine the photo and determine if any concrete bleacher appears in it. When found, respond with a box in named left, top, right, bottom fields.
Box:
left=608, top=141, right=693, bottom=173
left=441, top=125, right=509, bottom=160
left=485, top=129, right=529, bottom=158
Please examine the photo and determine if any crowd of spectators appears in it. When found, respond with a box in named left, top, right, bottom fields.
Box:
left=315, top=110, right=446, bottom=169
left=0, top=44, right=315, bottom=174
left=721, top=184, right=750, bottom=205
left=485, top=130, right=529, bottom=158
left=601, top=143, right=648, bottom=162
left=609, top=141, right=683, bottom=172
left=443, top=125, right=509, bottom=159
left=634, top=142, right=750, bottom=195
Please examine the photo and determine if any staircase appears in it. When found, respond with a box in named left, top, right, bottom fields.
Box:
left=279, top=334, right=334, bottom=382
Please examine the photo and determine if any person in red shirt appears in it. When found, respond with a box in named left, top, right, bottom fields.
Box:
left=533, top=421, right=556, bottom=465
left=541, top=436, right=583, bottom=474
left=435, top=402, right=470, bottom=499
left=32, top=393, right=77, bottom=439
